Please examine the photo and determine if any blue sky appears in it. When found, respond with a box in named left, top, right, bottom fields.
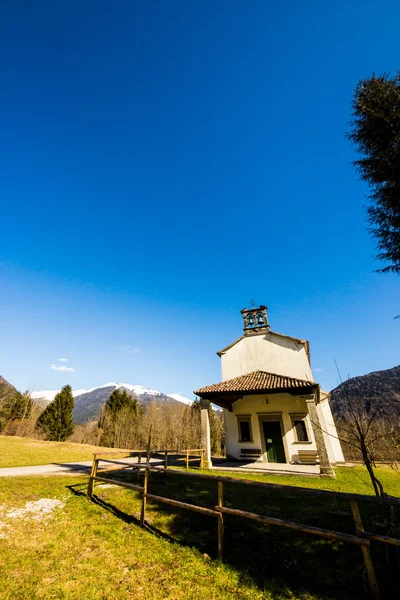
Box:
left=0, top=0, right=398, bottom=398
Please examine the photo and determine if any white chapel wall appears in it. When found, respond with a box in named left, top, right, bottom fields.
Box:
left=221, top=333, right=313, bottom=381
left=317, top=396, right=345, bottom=464
left=224, top=393, right=318, bottom=462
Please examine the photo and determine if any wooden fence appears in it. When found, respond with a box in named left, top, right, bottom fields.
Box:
left=135, top=448, right=204, bottom=471
left=86, top=451, right=400, bottom=600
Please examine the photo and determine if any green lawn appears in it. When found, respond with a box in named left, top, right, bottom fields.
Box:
left=0, top=467, right=399, bottom=599
left=204, top=465, right=400, bottom=498
left=0, top=476, right=271, bottom=600
left=0, top=435, right=127, bottom=468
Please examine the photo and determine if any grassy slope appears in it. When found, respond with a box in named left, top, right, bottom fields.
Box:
left=1, top=437, right=399, bottom=597
left=2, top=435, right=400, bottom=498
left=0, top=435, right=127, bottom=468
left=0, top=468, right=399, bottom=599
left=0, top=476, right=268, bottom=600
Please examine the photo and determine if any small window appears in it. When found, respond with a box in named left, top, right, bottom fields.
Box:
left=293, top=419, right=309, bottom=442
left=237, top=416, right=252, bottom=442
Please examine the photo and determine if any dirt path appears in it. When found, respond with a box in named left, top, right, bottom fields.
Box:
left=0, top=456, right=163, bottom=477
left=0, top=461, right=94, bottom=477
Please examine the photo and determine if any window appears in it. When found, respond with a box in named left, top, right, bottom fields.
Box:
left=293, top=419, right=309, bottom=442
left=237, top=415, right=252, bottom=442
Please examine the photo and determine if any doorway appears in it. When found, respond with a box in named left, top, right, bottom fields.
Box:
left=262, top=420, right=286, bottom=463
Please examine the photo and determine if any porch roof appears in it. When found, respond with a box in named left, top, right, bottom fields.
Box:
left=194, top=370, right=318, bottom=409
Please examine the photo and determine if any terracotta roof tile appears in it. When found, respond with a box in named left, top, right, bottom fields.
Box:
left=194, top=370, right=316, bottom=397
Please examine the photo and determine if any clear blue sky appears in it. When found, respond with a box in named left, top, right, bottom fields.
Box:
left=0, top=0, right=398, bottom=397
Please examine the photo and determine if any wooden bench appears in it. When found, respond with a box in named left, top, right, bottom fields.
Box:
left=297, top=450, right=319, bottom=465
left=240, top=448, right=262, bottom=460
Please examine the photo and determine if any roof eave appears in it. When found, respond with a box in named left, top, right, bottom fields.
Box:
left=195, top=384, right=318, bottom=399
left=196, top=385, right=319, bottom=410
left=216, top=330, right=310, bottom=357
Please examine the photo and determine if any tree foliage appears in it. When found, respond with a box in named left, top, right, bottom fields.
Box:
left=332, top=385, right=399, bottom=496
left=348, top=72, right=400, bottom=273
left=36, top=385, right=74, bottom=441
left=94, top=393, right=225, bottom=454
left=0, top=385, right=32, bottom=433
left=101, top=388, right=138, bottom=420
left=98, top=389, right=139, bottom=447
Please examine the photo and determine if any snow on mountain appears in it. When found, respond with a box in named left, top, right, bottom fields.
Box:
left=167, top=393, right=193, bottom=406
left=32, top=383, right=190, bottom=402
left=31, top=388, right=89, bottom=402
left=31, top=390, right=59, bottom=402
left=31, top=383, right=195, bottom=423
left=119, top=383, right=164, bottom=396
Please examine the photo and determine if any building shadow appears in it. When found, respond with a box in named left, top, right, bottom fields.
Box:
left=67, top=471, right=398, bottom=600
left=52, top=463, right=92, bottom=473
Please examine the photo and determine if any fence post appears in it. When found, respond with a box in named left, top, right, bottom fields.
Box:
left=86, top=457, right=99, bottom=499
left=185, top=451, right=189, bottom=471
left=164, top=451, right=168, bottom=473
left=200, top=449, right=204, bottom=470
left=137, top=452, right=142, bottom=481
left=146, top=426, right=152, bottom=466
left=217, top=480, right=224, bottom=561
left=140, top=426, right=152, bottom=527
left=349, top=499, right=381, bottom=600
left=140, top=467, right=149, bottom=527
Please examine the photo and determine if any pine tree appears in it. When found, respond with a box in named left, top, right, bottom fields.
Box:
left=98, top=388, right=139, bottom=447
left=102, top=388, right=138, bottom=419
left=0, top=388, right=32, bottom=433
left=37, top=385, right=74, bottom=441
left=348, top=72, right=400, bottom=273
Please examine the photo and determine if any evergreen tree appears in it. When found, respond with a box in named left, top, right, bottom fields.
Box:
left=348, top=72, right=400, bottom=273
left=0, top=388, right=32, bottom=433
left=37, top=385, right=74, bottom=441
left=100, top=388, right=138, bottom=423
left=8, top=391, right=33, bottom=421
left=98, top=388, right=139, bottom=447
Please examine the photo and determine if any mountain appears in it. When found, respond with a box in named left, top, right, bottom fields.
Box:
left=0, top=376, right=15, bottom=393
left=330, top=365, right=400, bottom=416
left=0, top=375, right=14, bottom=387
left=31, top=383, right=194, bottom=423
left=166, top=393, right=194, bottom=406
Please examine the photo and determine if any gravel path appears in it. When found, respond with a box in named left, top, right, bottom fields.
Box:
left=0, top=457, right=163, bottom=477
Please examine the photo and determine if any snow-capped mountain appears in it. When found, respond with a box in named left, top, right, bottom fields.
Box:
left=31, top=383, right=194, bottom=424
left=166, top=393, right=194, bottom=406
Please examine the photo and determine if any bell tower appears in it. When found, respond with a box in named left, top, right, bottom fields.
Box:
left=241, top=304, right=270, bottom=335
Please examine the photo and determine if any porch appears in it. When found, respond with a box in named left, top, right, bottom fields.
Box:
left=210, top=458, right=320, bottom=476
left=195, top=370, right=336, bottom=477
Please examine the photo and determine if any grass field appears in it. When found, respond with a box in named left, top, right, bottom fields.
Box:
left=0, top=435, right=127, bottom=468
left=205, top=464, right=400, bottom=497
left=0, top=475, right=274, bottom=600
left=0, top=466, right=399, bottom=599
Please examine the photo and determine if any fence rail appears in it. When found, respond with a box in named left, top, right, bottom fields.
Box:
left=93, top=448, right=205, bottom=470
left=86, top=451, right=400, bottom=600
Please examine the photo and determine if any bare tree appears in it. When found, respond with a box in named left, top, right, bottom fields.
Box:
left=331, top=384, right=399, bottom=496
left=91, top=397, right=224, bottom=456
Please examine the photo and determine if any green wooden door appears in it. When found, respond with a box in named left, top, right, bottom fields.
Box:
left=262, top=421, right=286, bottom=463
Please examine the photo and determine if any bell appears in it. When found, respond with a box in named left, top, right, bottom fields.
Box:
left=247, top=315, right=254, bottom=326
left=257, top=313, right=264, bottom=325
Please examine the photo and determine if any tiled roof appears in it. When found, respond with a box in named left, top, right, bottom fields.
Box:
left=194, top=370, right=316, bottom=397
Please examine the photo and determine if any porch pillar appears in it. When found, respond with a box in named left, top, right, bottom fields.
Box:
left=200, top=398, right=212, bottom=469
left=305, top=394, right=335, bottom=478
